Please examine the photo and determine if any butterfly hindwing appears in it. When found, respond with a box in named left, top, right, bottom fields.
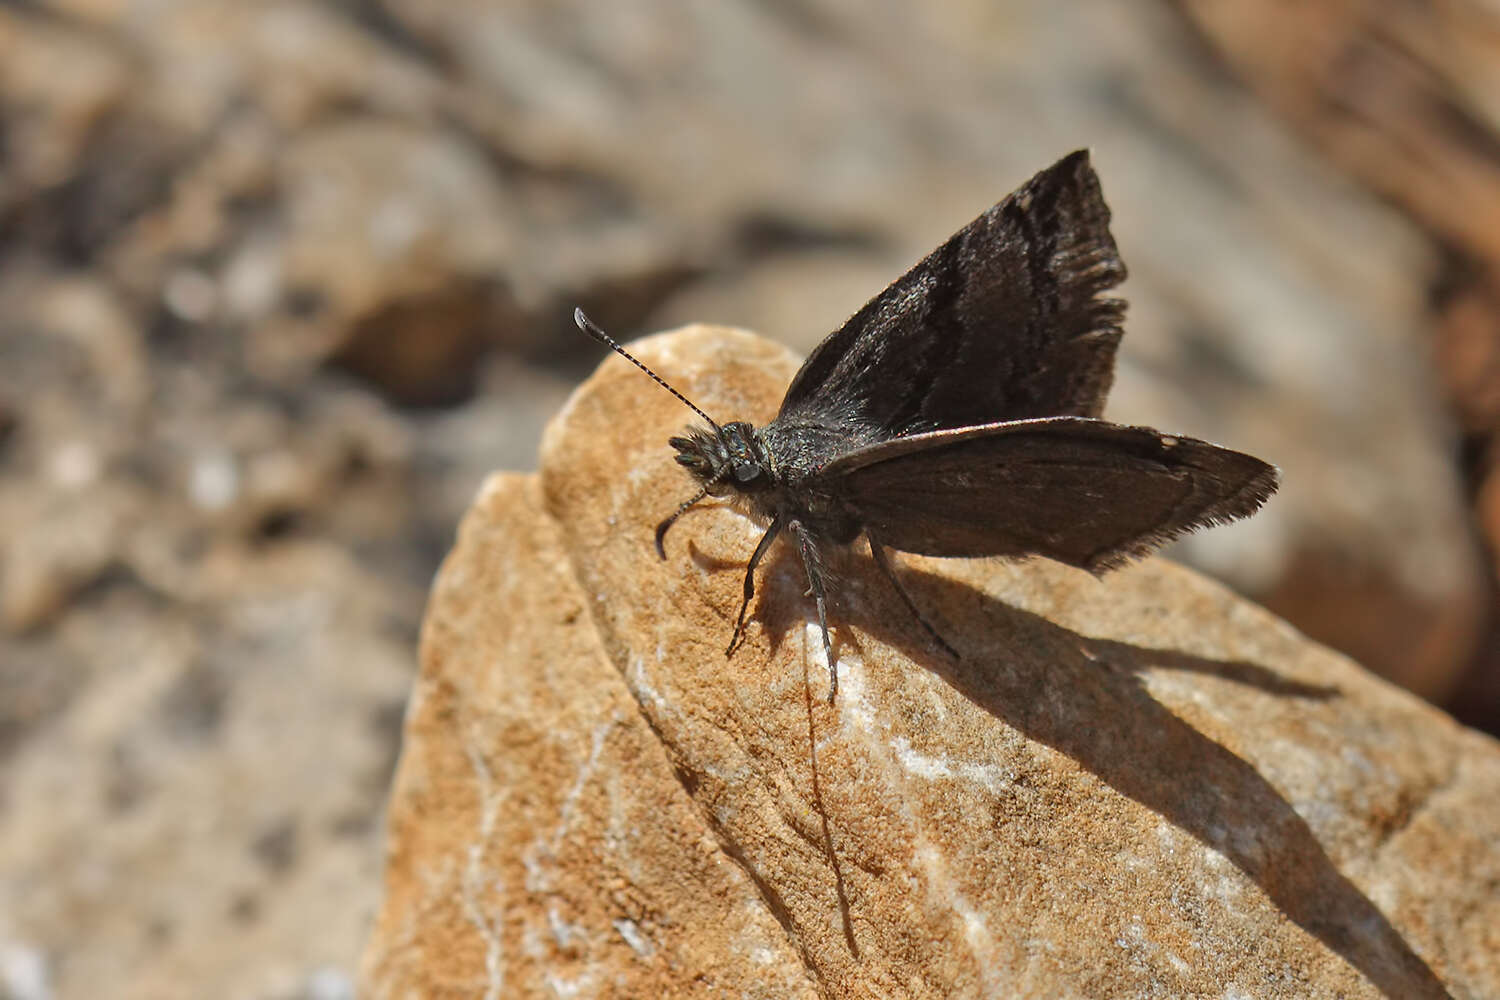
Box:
left=595, top=150, right=1282, bottom=691
left=824, top=418, right=1278, bottom=572
left=776, top=151, right=1127, bottom=442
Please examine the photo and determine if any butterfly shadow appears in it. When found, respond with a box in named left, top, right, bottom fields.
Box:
left=750, top=554, right=1451, bottom=1000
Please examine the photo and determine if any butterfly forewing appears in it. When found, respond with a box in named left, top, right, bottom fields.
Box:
left=776, top=150, right=1127, bottom=440
left=826, top=418, right=1278, bottom=572
left=603, top=150, right=1280, bottom=688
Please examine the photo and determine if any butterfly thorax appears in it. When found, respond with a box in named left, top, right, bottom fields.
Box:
left=759, top=417, right=881, bottom=481
left=757, top=417, right=874, bottom=544
left=669, top=420, right=864, bottom=543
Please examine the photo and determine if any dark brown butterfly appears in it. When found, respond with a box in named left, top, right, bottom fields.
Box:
left=576, top=150, right=1278, bottom=701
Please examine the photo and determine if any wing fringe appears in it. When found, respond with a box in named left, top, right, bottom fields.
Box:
left=1082, top=460, right=1280, bottom=574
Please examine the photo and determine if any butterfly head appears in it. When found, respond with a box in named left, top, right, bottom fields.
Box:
left=669, top=421, right=772, bottom=496
left=570, top=309, right=777, bottom=557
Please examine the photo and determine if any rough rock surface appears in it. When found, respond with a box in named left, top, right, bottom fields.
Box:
left=4, top=2, right=1498, bottom=997
left=0, top=273, right=424, bottom=1000
left=364, top=327, right=1500, bottom=999
left=1167, top=0, right=1500, bottom=730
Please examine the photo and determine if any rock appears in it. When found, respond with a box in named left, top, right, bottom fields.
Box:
left=5, top=0, right=1482, bottom=698
left=361, top=471, right=815, bottom=998
left=0, top=7, right=132, bottom=196
left=254, top=121, right=518, bottom=402
left=1168, top=0, right=1500, bottom=277
left=0, top=485, right=133, bottom=633
left=0, top=535, right=417, bottom=1000
left=0, top=276, right=148, bottom=633
left=0, top=270, right=431, bottom=999
left=4, top=2, right=1497, bottom=997
left=364, top=327, right=1500, bottom=998
left=400, top=0, right=1493, bottom=701
left=1168, top=0, right=1500, bottom=711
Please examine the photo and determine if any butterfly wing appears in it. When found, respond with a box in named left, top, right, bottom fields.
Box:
left=777, top=150, right=1126, bottom=438
left=822, top=417, right=1277, bottom=573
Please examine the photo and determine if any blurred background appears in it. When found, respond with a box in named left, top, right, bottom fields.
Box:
left=1, top=1, right=1498, bottom=997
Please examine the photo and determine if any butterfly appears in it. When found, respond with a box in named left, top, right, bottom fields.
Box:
left=576, top=150, right=1278, bottom=702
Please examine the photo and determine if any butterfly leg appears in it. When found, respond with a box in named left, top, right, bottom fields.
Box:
left=726, top=515, right=784, bottom=657
left=787, top=518, right=837, bottom=703
left=868, top=538, right=959, bottom=659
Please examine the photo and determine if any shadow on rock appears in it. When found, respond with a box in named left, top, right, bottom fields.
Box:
left=752, top=553, right=1451, bottom=1000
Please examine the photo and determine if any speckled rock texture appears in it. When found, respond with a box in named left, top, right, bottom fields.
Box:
left=363, top=327, right=1500, bottom=999
left=6, top=3, right=1500, bottom=997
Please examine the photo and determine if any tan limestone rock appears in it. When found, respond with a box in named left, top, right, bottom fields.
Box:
left=365, top=326, right=1500, bottom=998
left=361, top=469, right=814, bottom=999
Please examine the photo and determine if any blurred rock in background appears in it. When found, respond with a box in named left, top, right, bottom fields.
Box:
left=0, top=0, right=1495, bottom=997
left=1169, top=0, right=1500, bottom=733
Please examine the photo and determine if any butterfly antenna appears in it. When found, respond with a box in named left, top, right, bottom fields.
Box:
left=573, top=308, right=720, bottom=431
left=653, top=470, right=725, bottom=558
